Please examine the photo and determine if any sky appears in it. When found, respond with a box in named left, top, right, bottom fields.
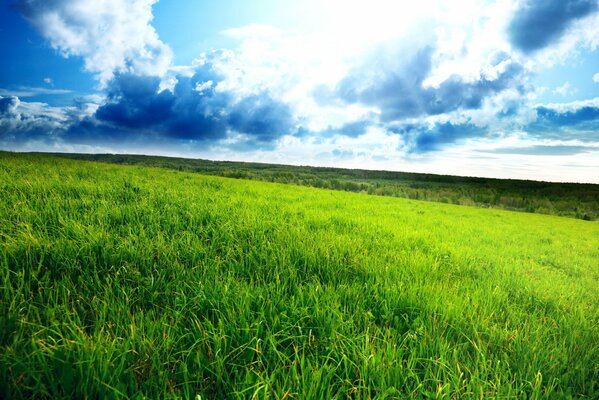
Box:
left=1, top=0, right=599, bottom=183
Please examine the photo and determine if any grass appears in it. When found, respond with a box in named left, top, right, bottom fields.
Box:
left=1, top=152, right=598, bottom=399
left=51, top=152, right=599, bottom=221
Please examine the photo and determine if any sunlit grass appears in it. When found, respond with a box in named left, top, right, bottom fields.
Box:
left=1, top=152, right=597, bottom=398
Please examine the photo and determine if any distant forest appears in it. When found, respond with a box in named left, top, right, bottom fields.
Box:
left=49, top=152, right=598, bottom=221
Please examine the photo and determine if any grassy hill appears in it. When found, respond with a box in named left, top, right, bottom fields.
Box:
left=50, top=152, right=599, bottom=221
left=1, top=152, right=597, bottom=398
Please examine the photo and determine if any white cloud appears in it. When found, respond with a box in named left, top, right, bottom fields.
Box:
left=0, top=87, right=72, bottom=97
left=0, top=97, right=75, bottom=148
left=20, top=0, right=172, bottom=86
left=202, top=0, right=538, bottom=136
left=520, top=11, right=599, bottom=70
left=552, top=82, right=577, bottom=97
left=14, top=101, right=70, bottom=119
left=16, top=0, right=526, bottom=133
left=194, top=80, right=214, bottom=93
left=534, top=97, right=599, bottom=112
left=8, top=0, right=598, bottom=184
left=176, top=128, right=599, bottom=184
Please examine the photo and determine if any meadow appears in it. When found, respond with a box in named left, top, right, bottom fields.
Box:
left=54, top=152, right=599, bottom=221
left=1, top=152, right=598, bottom=399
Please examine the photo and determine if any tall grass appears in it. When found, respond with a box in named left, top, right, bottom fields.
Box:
left=1, top=152, right=597, bottom=399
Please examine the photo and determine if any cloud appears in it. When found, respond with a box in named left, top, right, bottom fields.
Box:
left=0, top=48, right=299, bottom=151
left=525, top=98, right=599, bottom=141
left=552, top=82, right=577, bottom=97
left=331, top=148, right=354, bottom=159
left=227, top=94, right=294, bottom=142
left=391, top=121, right=488, bottom=153
left=334, top=46, right=526, bottom=122
left=0, top=96, right=20, bottom=115
left=302, top=119, right=374, bottom=139
left=3, top=1, right=597, bottom=169
left=508, top=0, right=599, bottom=53
left=95, top=74, right=177, bottom=131
left=380, top=98, right=599, bottom=153
left=17, top=0, right=172, bottom=85
left=83, top=54, right=297, bottom=145
left=331, top=120, right=372, bottom=138
left=0, top=95, right=75, bottom=148
left=535, top=102, right=599, bottom=127
left=480, top=145, right=599, bottom=156
left=593, top=72, right=599, bottom=83
left=0, top=87, right=72, bottom=98
left=10, top=2, right=529, bottom=155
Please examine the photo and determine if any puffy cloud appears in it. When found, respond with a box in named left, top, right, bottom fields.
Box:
left=300, top=119, right=374, bottom=139
left=0, top=96, right=20, bottom=115
left=10, top=1, right=531, bottom=155
left=524, top=99, right=599, bottom=141
left=391, top=121, right=488, bottom=153
left=0, top=95, right=76, bottom=148
left=5, top=0, right=598, bottom=177
left=334, top=46, right=526, bottom=122
left=508, top=0, right=598, bottom=53
left=330, top=120, right=372, bottom=138
left=227, top=94, right=294, bottom=142
left=95, top=74, right=177, bottom=130
left=83, top=54, right=297, bottom=145
left=1, top=49, right=299, bottom=151
left=552, top=82, right=577, bottom=97
left=388, top=98, right=599, bottom=152
left=593, top=72, right=599, bottom=83
left=534, top=99, right=599, bottom=126
left=17, top=0, right=172, bottom=85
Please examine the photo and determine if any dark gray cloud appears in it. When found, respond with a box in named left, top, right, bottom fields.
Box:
left=525, top=103, right=599, bottom=141
left=294, top=118, right=374, bottom=140
left=0, top=96, right=19, bottom=115
left=1, top=55, right=298, bottom=151
left=96, top=74, right=176, bottom=130
left=535, top=104, right=599, bottom=127
left=394, top=102, right=599, bottom=154
left=335, top=47, right=525, bottom=121
left=0, top=95, right=68, bottom=147
left=392, top=121, right=487, bottom=153
left=333, top=120, right=371, bottom=138
left=508, top=0, right=598, bottom=53
left=86, top=58, right=296, bottom=145
left=227, top=94, right=294, bottom=142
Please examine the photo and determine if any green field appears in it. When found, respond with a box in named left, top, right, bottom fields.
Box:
left=1, top=152, right=598, bottom=399
left=52, top=152, right=599, bottom=221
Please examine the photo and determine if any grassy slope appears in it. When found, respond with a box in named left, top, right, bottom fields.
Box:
left=1, top=152, right=597, bottom=399
left=51, top=152, right=599, bottom=221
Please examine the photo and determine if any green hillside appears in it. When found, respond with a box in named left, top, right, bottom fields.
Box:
left=1, top=152, right=597, bottom=399
left=51, top=152, right=599, bottom=221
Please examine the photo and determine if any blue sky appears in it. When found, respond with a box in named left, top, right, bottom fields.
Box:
left=1, top=0, right=598, bottom=182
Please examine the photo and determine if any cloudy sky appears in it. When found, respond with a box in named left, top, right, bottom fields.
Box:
left=1, top=0, right=598, bottom=182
